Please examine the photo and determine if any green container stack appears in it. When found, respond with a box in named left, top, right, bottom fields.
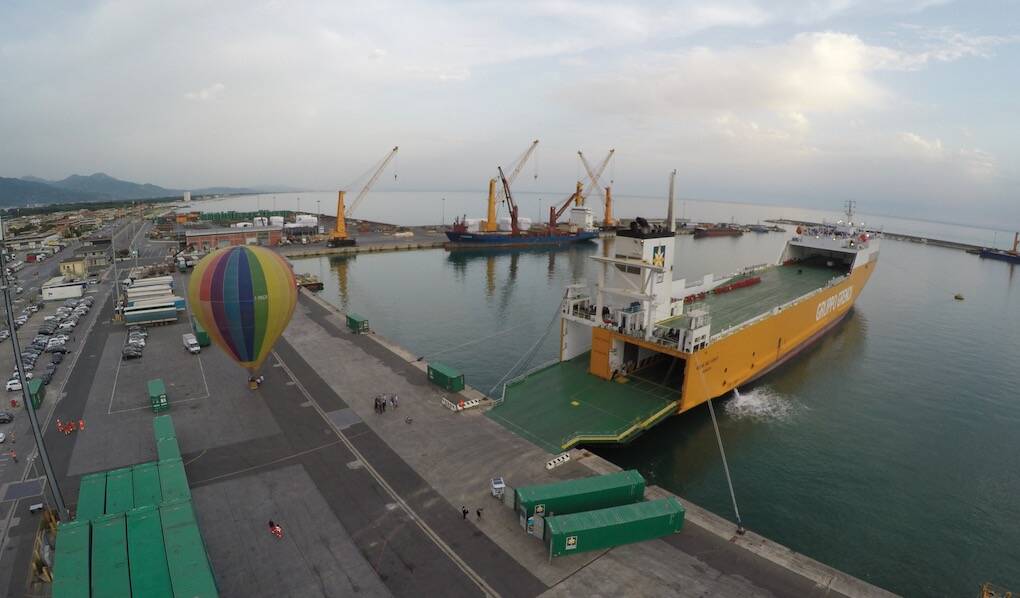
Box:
left=346, top=312, right=370, bottom=334
left=91, top=514, right=131, bottom=598
left=156, top=437, right=182, bottom=461
left=104, top=468, right=134, bottom=515
left=75, top=472, right=107, bottom=522
left=192, top=320, right=211, bottom=346
left=158, top=458, right=191, bottom=503
left=514, top=470, right=646, bottom=519
left=160, top=499, right=219, bottom=598
left=543, top=497, right=686, bottom=558
left=148, top=378, right=169, bottom=413
left=27, top=378, right=45, bottom=409
left=51, top=521, right=90, bottom=598
left=126, top=506, right=173, bottom=598
left=55, top=415, right=217, bottom=598
left=132, top=462, right=162, bottom=507
left=153, top=414, right=176, bottom=442
left=427, top=362, right=465, bottom=392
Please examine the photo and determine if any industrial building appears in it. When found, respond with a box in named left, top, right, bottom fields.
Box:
left=41, top=277, right=85, bottom=301
left=58, top=257, right=88, bottom=278
left=184, top=225, right=282, bottom=250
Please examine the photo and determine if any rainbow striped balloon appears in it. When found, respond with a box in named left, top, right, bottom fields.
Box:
left=188, top=245, right=297, bottom=373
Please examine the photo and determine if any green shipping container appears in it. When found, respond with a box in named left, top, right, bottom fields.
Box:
left=153, top=414, right=176, bottom=443
left=91, top=513, right=131, bottom=598
left=52, top=521, right=90, bottom=598
left=157, top=437, right=182, bottom=461
left=192, top=321, right=210, bottom=346
left=104, top=467, right=134, bottom=515
left=132, top=462, right=162, bottom=507
left=158, top=458, right=191, bottom=503
left=515, top=470, right=645, bottom=520
left=543, top=497, right=685, bottom=558
left=76, top=472, right=107, bottom=522
left=27, top=378, right=45, bottom=409
left=148, top=378, right=169, bottom=413
left=127, top=506, right=173, bottom=598
left=427, top=362, right=465, bottom=392
left=160, top=500, right=219, bottom=598
left=346, top=312, right=369, bottom=334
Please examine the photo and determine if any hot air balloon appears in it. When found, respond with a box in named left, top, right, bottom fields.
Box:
left=188, top=246, right=297, bottom=382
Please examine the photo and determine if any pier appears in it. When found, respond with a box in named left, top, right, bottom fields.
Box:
left=285, top=288, right=896, bottom=597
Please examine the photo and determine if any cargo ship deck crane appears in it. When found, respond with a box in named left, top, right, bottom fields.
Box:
left=578, top=149, right=615, bottom=225
left=483, top=140, right=539, bottom=232
left=329, top=146, right=399, bottom=247
left=496, top=166, right=522, bottom=234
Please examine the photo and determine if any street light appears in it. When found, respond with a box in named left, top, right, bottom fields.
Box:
left=442, top=197, right=446, bottom=226
left=0, top=216, right=68, bottom=521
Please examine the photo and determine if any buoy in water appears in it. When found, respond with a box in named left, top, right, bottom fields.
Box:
left=954, top=293, right=965, bottom=301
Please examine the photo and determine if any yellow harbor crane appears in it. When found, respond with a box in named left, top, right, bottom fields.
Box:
left=577, top=149, right=615, bottom=226
left=482, top=140, right=540, bottom=232
left=329, top=146, right=399, bottom=247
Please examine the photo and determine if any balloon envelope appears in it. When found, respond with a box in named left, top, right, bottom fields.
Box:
left=188, top=245, right=297, bottom=372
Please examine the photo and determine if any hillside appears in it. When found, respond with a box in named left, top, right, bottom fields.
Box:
left=47, top=172, right=180, bottom=200
left=0, top=177, right=104, bottom=206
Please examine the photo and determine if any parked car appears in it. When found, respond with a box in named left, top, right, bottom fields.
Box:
left=50, top=353, right=64, bottom=364
left=6, top=380, right=21, bottom=392
left=41, top=372, right=53, bottom=385
left=0, top=330, right=8, bottom=340
left=46, top=346, right=69, bottom=354
left=9, top=372, right=32, bottom=381
left=0, top=411, right=13, bottom=424
left=121, top=349, right=142, bottom=360
left=0, top=432, right=6, bottom=443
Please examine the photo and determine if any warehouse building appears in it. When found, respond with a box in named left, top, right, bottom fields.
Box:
left=184, top=225, right=282, bottom=250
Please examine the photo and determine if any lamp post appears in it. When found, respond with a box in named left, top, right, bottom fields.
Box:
left=0, top=216, right=68, bottom=521
left=442, top=197, right=446, bottom=226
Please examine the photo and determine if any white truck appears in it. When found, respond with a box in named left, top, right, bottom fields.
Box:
left=182, top=333, right=201, bottom=354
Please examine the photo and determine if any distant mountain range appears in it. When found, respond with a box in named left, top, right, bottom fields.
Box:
left=0, top=172, right=300, bottom=207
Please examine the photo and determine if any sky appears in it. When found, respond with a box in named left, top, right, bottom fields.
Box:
left=1, top=0, right=1017, bottom=226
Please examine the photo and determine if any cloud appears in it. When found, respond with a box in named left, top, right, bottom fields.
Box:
left=184, top=82, right=225, bottom=102
left=561, top=28, right=1014, bottom=120
left=898, top=132, right=996, bottom=178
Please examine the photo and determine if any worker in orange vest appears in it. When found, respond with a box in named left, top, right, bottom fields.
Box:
left=78, top=419, right=85, bottom=431
left=9, top=449, right=16, bottom=463
left=56, top=418, right=62, bottom=431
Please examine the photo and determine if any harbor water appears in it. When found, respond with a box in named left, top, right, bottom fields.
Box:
left=200, top=194, right=1020, bottom=595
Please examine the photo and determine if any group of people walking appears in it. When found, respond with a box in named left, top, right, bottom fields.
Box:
left=374, top=394, right=398, bottom=414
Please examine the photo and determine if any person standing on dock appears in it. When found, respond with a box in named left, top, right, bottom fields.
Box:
left=461, top=506, right=469, bottom=520
left=476, top=508, right=483, bottom=520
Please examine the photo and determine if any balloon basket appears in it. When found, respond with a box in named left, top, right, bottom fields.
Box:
left=248, top=380, right=259, bottom=390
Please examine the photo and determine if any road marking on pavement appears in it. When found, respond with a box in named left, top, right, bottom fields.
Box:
left=187, top=440, right=341, bottom=486
left=271, top=350, right=501, bottom=598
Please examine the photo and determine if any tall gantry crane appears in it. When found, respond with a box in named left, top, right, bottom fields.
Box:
left=329, top=146, right=399, bottom=247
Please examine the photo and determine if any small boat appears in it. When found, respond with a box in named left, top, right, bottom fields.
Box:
left=295, top=273, right=324, bottom=291
left=693, top=224, right=743, bottom=239
left=954, top=293, right=965, bottom=301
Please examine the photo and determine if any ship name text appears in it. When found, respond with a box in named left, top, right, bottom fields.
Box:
left=816, top=286, right=853, bottom=321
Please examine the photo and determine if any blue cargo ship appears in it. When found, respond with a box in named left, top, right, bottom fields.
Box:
left=447, top=165, right=599, bottom=249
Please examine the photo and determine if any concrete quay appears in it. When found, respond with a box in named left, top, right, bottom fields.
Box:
left=287, top=289, right=898, bottom=597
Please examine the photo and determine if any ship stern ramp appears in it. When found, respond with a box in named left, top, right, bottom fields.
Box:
left=488, top=353, right=678, bottom=453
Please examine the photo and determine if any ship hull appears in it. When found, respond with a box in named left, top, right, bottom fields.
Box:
left=676, top=257, right=876, bottom=411
left=583, top=255, right=878, bottom=414
left=445, top=230, right=598, bottom=248
left=693, top=229, right=742, bottom=238
left=979, top=249, right=1020, bottom=264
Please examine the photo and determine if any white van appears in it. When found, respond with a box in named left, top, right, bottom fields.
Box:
left=182, top=333, right=201, bottom=354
